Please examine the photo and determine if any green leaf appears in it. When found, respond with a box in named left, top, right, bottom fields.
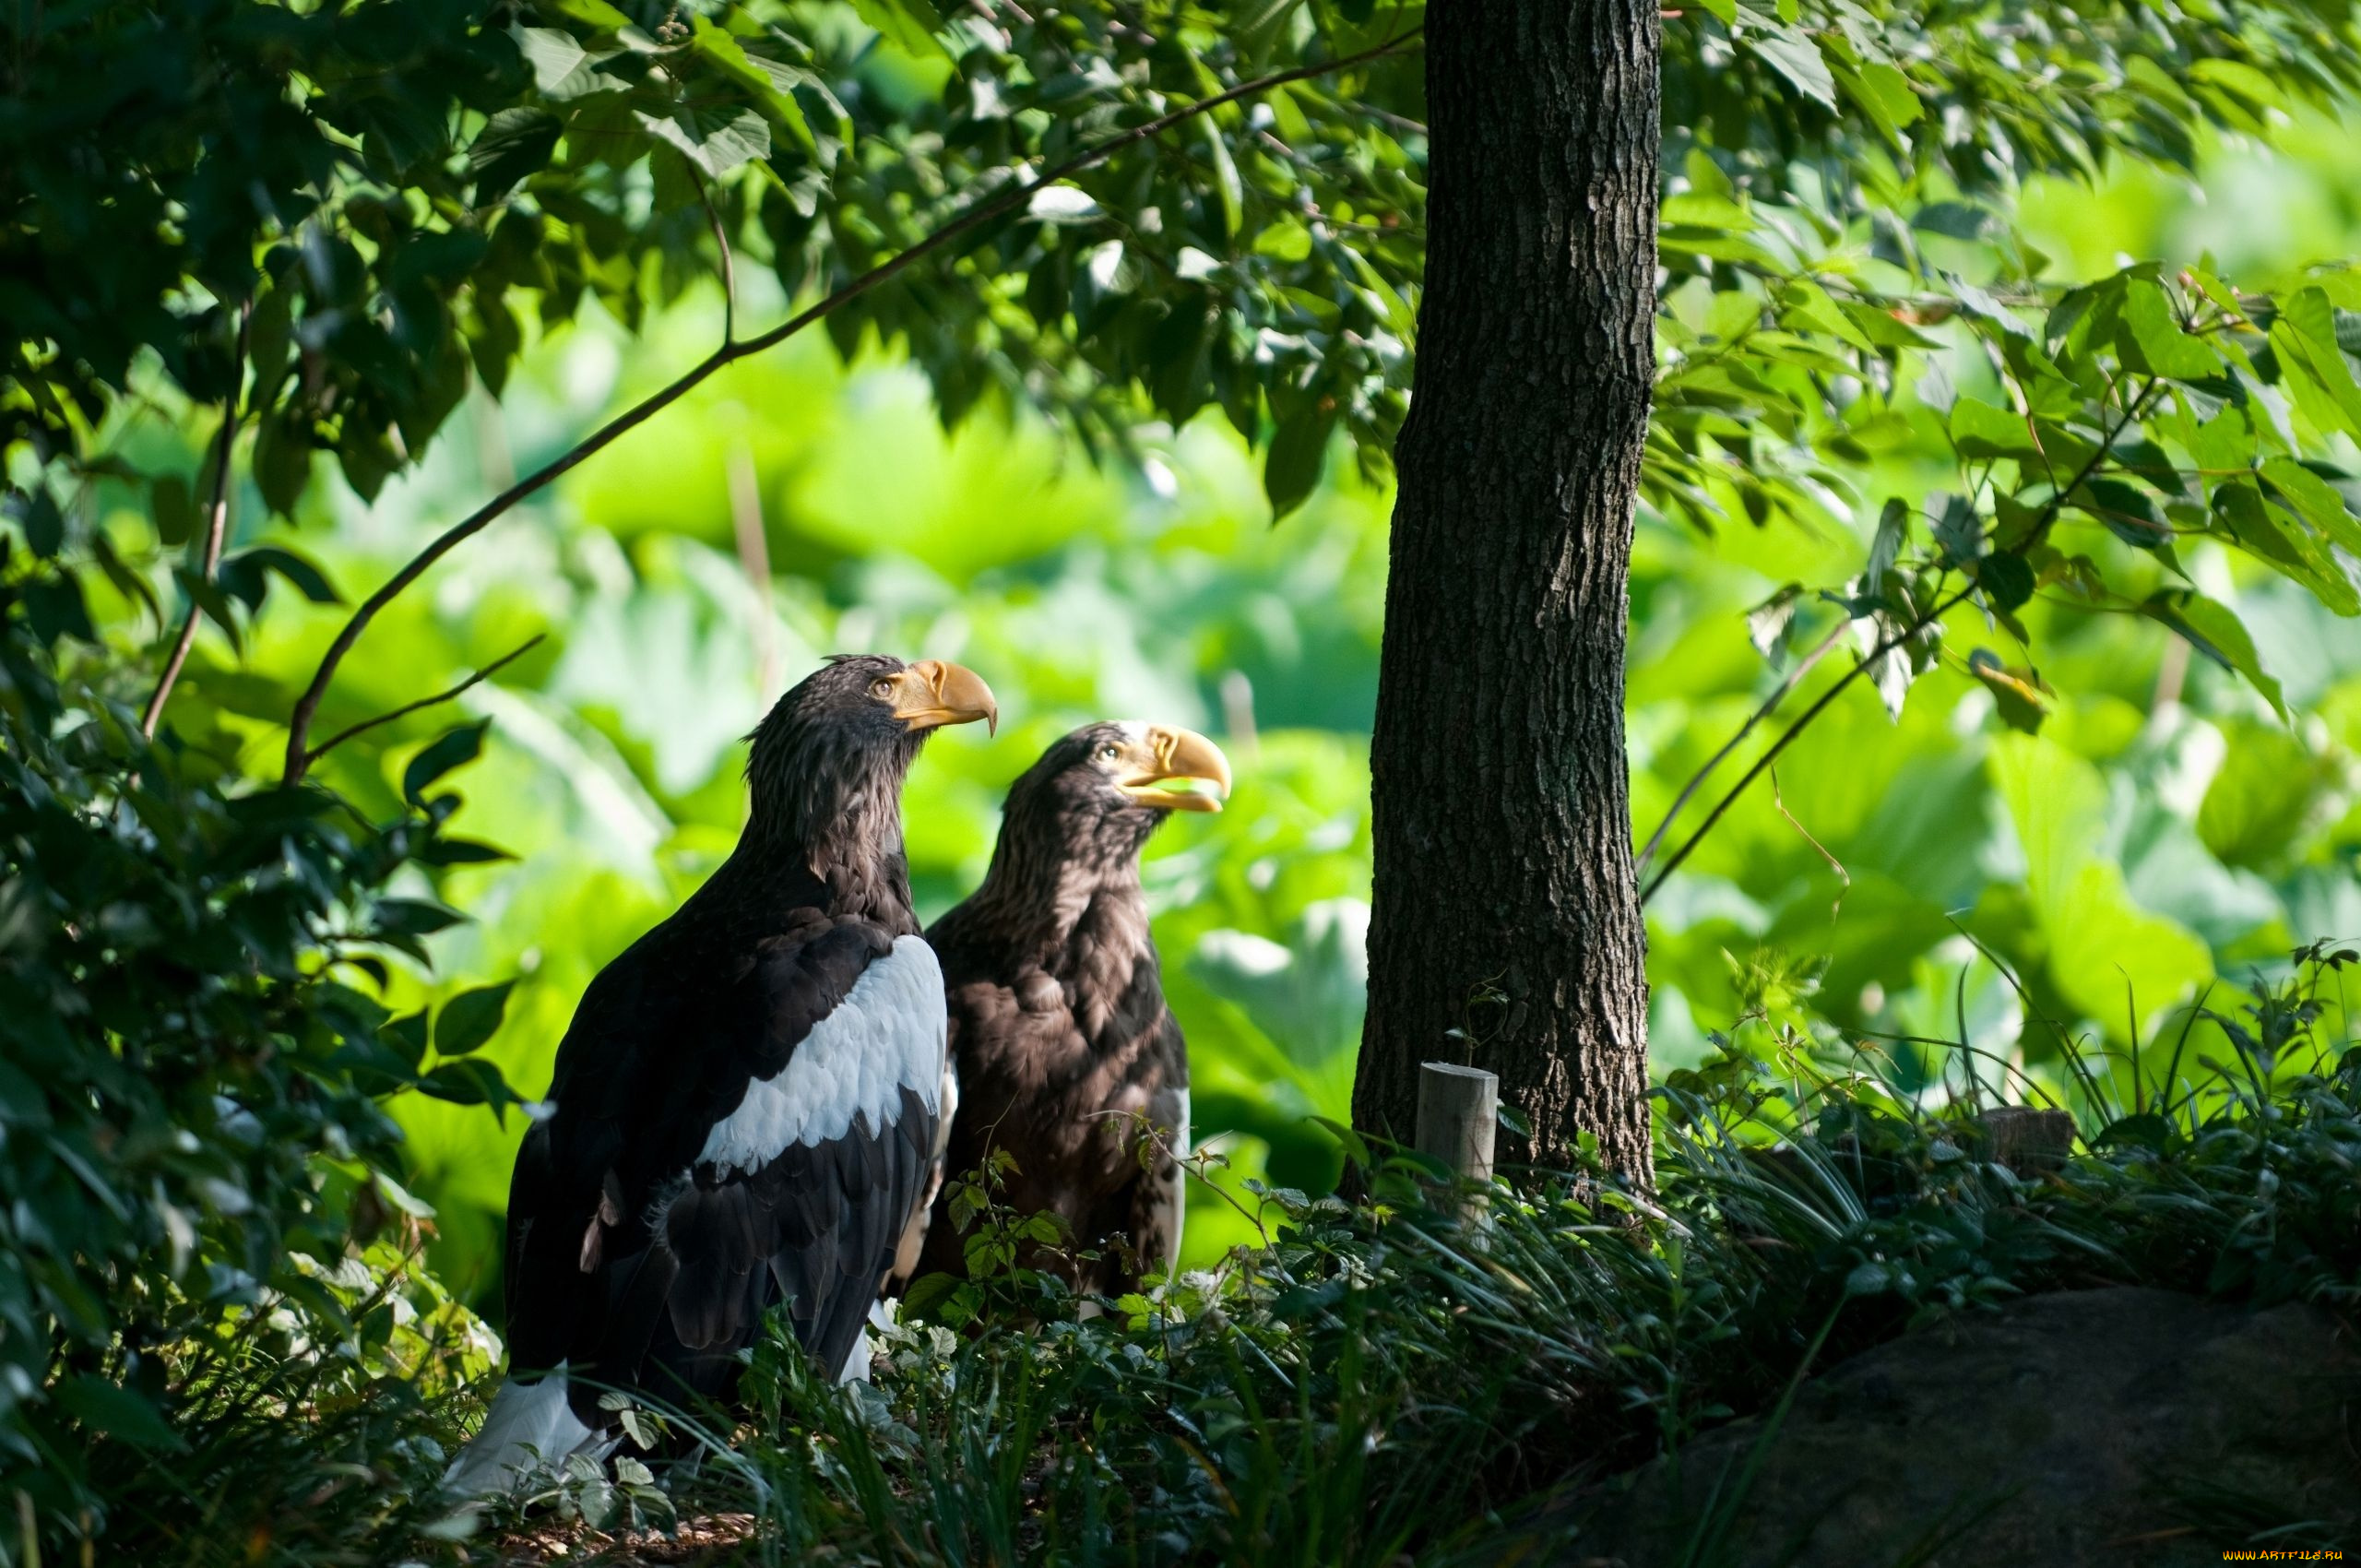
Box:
left=1264, top=405, right=1335, bottom=521
left=403, top=720, right=491, bottom=806
left=2188, top=55, right=2284, bottom=112
left=434, top=981, right=516, bottom=1057
left=2137, top=590, right=2287, bottom=719
left=1989, top=734, right=2213, bottom=1034
left=1967, top=649, right=2051, bottom=733
left=1236, top=0, right=1307, bottom=66
left=418, top=837, right=514, bottom=867
left=1949, top=398, right=2039, bottom=459
left=469, top=108, right=563, bottom=203
left=634, top=103, right=770, bottom=180
left=2270, top=289, right=2361, bottom=440
left=1838, top=299, right=1940, bottom=350
left=1204, top=120, right=1243, bottom=241
left=227, top=546, right=340, bottom=605
left=2118, top=280, right=2219, bottom=380
left=848, top=0, right=947, bottom=56
left=2198, top=721, right=2324, bottom=868
left=54, top=1375, right=184, bottom=1452
left=1751, top=27, right=1837, bottom=111
left=1975, top=552, right=2035, bottom=612
left=2215, top=480, right=2360, bottom=614
left=337, top=422, right=402, bottom=505
left=381, top=1011, right=429, bottom=1073
left=900, top=1271, right=963, bottom=1320
left=386, top=230, right=490, bottom=292
left=17, top=490, right=63, bottom=557
left=2071, top=478, right=2170, bottom=548
left=688, top=17, right=814, bottom=152
left=247, top=280, right=294, bottom=393
left=1843, top=62, right=1921, bottom=132
left=172, top=566, right=243, bottom=657
left=510, top=25, right=587, bottom=92
left=541, top=0, right=635, bottom=30
left=1863, top=496, right=1907, bottom=596
left=372, top=897, right=464, bottom=937
left=2260, top=456, right=2361, bottom=554
left=150, top=473, right=195, bottom=549
left=417, top=1058, right=514, bottom=1108
left=254, top=411, right=313, bottom=517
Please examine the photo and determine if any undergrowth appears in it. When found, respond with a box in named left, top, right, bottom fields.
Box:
left=60, top=945, right=2361, bottom=1567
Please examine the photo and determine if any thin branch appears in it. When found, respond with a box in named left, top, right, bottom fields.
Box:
left=143, top=298, right=254, bottom=738
left=279, top=26, right=1426, bottom=783
left=693, top=165, right=736, bottom=344
left=1634, top=616, right=1846, bottom=877
left=299, top=633, right=546, bottom=771
left=1640, top=585, right=1975, bottom=903
left=1641, top=375, right=2167, bottom=903
left=1771, top=765, right=1849, bottom=921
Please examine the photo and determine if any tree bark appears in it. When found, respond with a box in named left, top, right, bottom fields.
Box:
left=1353, top=1, right=1659, bottom=1179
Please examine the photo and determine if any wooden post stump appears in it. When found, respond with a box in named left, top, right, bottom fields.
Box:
left=1977, top=1106, right=2075, bottom=1177
left=1417, top=1062, right=1498, bottom=1230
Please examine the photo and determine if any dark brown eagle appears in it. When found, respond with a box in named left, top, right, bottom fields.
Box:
left=915, top=721, right=1231, bottom=1298
left=447, top=655, right=996, bottom=1495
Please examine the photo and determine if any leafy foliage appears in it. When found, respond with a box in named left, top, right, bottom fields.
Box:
left=6, top=0, right=2361, bottom=1558
left=426, top=947, right=2361, bottom=1566
left=0, top=572, right=515, bottom=1549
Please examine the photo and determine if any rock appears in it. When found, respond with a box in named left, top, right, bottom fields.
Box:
left=1530, top=1287, right=2360, bottom=1567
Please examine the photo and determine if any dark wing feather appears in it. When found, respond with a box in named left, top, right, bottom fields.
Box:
left=503, top=904, right=942, bottom=1418
left=917, top=890, right=1189, bottom=1297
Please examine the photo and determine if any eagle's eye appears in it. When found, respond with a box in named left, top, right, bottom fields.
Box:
left=870, top=677, right=896, bottom=701
left=1097, top=742, right=1121, bottom=762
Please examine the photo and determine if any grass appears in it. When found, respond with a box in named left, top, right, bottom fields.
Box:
left=51, top=945, right=2361, bottom=1567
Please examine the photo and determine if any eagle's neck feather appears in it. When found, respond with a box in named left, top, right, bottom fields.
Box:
left=965, top=831, right=1148, bottom=963
left=737, top=727, right=921, bottom=930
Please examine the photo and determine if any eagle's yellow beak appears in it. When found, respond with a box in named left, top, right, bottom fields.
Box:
left=890, top=659, right=999, bottom=734
left=1114, top=725, right=1232, bottom=813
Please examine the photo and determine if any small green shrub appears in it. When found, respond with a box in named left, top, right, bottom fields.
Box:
left=0, top=562, right=515, bottom=1560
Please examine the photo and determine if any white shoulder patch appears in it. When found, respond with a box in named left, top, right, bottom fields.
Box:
left=698, top=935, right=946, bottom=1180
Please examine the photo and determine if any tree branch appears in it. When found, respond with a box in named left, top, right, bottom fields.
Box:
left=279, top=27, right=1425, bottom=783
left=143, top=298, right=253, bottom=739
left=299, top=633, right=546, bottom=772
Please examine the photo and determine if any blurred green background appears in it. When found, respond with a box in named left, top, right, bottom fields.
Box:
left=79, top=110, right=2361, bottom=1313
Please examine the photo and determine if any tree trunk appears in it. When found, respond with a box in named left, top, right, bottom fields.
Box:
left=1353, top=1, right=1659, bottom=1179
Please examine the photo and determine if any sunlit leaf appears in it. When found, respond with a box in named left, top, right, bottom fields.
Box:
left=2137, top=591, right=2287, bottom=719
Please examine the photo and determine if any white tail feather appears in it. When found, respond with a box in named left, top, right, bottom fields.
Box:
left=443, top=1365, right=608, bottom=1498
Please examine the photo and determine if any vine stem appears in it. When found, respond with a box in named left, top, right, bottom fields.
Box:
left=143, top=298, right=254, bottom=738
left=279, top=27, right=1424, bottom=783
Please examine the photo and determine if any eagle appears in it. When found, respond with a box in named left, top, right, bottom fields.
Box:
left=445, top=655, right=996, bottom=1496
left=914, top=721, right=1231, bottom=1299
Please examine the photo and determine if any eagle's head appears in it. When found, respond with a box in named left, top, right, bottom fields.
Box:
left=745, top=654, right=997, bottom=857
left=1002, top=720, right=1233, bottom=868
